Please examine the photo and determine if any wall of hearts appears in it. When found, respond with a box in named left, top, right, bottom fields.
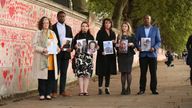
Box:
left=0, top=0, right=101, bottom=97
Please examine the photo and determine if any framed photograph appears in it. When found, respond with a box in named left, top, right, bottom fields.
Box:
left=47, top=39, right=57, bottom=54
left=103, top=41, right=113, bottom=55
left=87, top=40, right=98, bottom=54
left=119, top=39, right=128, bottom=53
left=61, top=38, right=72, bottom=51
left=141, top=38, right=151, bottom=51
left=77, top=39, right=87, bottom=53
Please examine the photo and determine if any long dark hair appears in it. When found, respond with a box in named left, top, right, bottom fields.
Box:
left=78, top=21, right=92, bottom=36
left=38, top=16, right=52, bottom=30
left=100, top=18, right=113, bottom=30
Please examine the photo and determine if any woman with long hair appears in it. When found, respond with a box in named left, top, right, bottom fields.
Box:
left=72, top=21, right=95, bottom=96
left=116, top=21, right=136, bottom=95
left=96, top=18, right=117, bottom=95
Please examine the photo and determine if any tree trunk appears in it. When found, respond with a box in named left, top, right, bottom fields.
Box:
left=122, top=0, right=140, bottom=30
left=122, top=0, right=133, bottom=21
left=72, top=0, right=88, bottom=14
left=53, top=0, right=71, bottom=8
left=112, top=0, right=128, bottom=28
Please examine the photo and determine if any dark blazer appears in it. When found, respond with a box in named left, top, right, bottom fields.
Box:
left=96, top=29, right=117, bottom=75
left=52, top=23, right=73, bottom=59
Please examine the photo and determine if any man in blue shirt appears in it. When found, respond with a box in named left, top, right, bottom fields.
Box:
left=136, top=15, right=161, bottom=95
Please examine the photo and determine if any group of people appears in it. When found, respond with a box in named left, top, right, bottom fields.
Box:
left=32, top=10, right=162, bottom=100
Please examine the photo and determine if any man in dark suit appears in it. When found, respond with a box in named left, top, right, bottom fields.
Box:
left=52, top=11, right=73, bottom=97
left=136, top=15, right=161, bottom=95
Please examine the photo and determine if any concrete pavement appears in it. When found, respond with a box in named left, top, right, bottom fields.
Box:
left=0, top=59, right=192, bottom=108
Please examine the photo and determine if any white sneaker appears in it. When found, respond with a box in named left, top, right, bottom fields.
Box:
left=39, top=96, right=45, bottom=100
left=46, top=95, right=52, bottom=100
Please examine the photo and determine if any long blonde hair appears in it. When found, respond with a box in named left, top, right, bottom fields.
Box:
left=121, top=21, right=134, bottom=36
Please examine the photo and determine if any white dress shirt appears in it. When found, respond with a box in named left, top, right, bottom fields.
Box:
left=144, top=26, right=151, bottom=37
left=57, top=22, right=66, bottom=46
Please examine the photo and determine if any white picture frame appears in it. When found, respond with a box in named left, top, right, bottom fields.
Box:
left=103, top=41, right=114, bottom=55
left=87, top=40, right=98, bottom=54
left=119, top=39, right=128, bottom=53
left=141, top=38, right=151, bottom=51
left=47, top=39, right=57, bottom=54
left=61, top=38, right=72, bottom=51
left=77, top=39, right=87, bottom=53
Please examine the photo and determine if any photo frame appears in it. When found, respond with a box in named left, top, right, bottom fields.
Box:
left=141, top=38, right=151, bottom=51
left=87, top=40, right=98, bottom=54
left=103, top=41, right=114, bottom=55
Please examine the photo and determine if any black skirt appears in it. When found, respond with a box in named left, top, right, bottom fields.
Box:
left=117, top=55, right=134, bottom=73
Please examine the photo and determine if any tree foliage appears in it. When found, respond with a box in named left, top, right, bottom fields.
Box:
left=88, top=0, right=116, bottom=20
left=130, top=0, right=192, bottom=52
left=88, top=0, right=192, bottom=52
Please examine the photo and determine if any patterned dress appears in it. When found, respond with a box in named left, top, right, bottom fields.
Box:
left=75, top=53, right=93, bottom=77
left=72, top=32, right=94, bottom=77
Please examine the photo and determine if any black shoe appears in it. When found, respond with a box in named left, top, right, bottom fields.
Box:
left=98, top=89, right=102, bottom=95
left=121, top=89, right=126, bottom=95
left=137, top=91, right=145, bottom=95
left=105, top=88, right=110, bottom=95
left=152, top=91, right=159, bottom=95
left=125, top=88, right=131, bottom=95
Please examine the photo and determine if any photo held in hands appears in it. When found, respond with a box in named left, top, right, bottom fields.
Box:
left=61, top=37, right=72, bottom=51
left=103, top=41, right=113, bottom=55
left=141, top=38, right=151, bottom=51
left=87, top=40, right=98, bottom=54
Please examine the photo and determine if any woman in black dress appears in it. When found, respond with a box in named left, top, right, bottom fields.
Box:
left=186, top=35, right=192, bottom=85
left=96, top=18, right=117, bottom=95
left=72, top=21, right=94, bottom=96
left=116, top=21, right=136, bottom=95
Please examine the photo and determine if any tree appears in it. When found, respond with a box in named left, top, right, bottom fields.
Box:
left=52, top=0, right=88, bottom=14
left=72, top=0, right=88, bottom=14
left=52, top=0, right=72, bottom=8
left=111, top=0, right=129, bottom=28
left=88, top=0, right=115, bottom=21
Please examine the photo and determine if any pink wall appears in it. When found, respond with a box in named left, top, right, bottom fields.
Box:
left=0, top=0, right=90, bottom=96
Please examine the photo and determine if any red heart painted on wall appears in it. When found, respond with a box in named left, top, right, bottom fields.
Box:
left=1, top=42, right=4, bottom=48
left=9, top=6, right=15, bottom=17
left=2, top=70, right=8, bottom=79
left=9, top=74, right=13, bottom=80
left=0, top=0, right=6, bottom=8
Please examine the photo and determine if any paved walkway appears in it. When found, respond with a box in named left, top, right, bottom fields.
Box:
left=0, top=59, right=192, bottom=108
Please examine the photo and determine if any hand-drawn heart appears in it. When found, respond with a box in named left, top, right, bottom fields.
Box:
left=9, top=74, right=13, bottom=80
left=0, top=0, right=6, bottom=8
left=3, top=70, right=8, bottom=79
left=9, top=6, right=15, bottom=17
left=1, top=42, right=4, bottom=48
